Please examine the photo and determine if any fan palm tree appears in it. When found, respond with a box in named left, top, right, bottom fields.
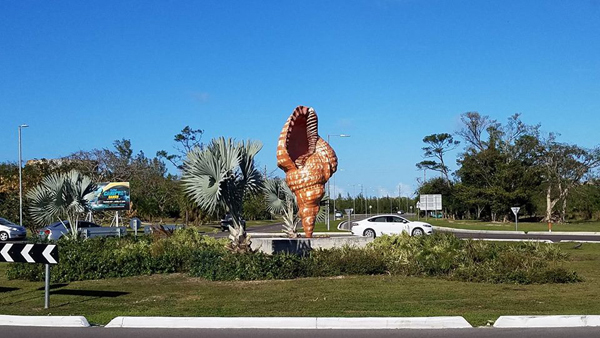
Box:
left=182, top=137, right=263, bottom=252
left=264, top=178, right=329, bottom=238
left=27, top=170, right=97, bottom=240
left=264, top=179, right=299, bottom=237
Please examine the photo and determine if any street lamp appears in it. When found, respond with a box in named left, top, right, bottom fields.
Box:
left=351, top=184, right=356, bottom=219
left=18, top=124, right=29, bottom=227
left=326, top=134, right=350, bottom=231
left=358, top=183, right=364, bottom=217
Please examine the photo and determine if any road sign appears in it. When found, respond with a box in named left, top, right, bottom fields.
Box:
left=511, top=207, right=520, bottom=216
left=420, top=194, right=442, bottom=211
left=344, top=208, right=353, bottom=216
left=0, top=243, right=58, bottom=264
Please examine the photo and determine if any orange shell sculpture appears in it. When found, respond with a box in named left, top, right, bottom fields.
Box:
left=277, top=106, right=338, bottom=238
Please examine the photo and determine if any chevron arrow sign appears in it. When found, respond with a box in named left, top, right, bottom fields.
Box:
left=0, top=243, right=58, bottom=264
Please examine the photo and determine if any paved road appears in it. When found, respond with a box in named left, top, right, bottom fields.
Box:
left=3, top=327, right=600, bottom=338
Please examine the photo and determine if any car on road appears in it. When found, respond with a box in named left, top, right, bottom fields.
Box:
left=335, top=211, right=343, bottom=219
left=38, top=220, right=102, bottom=240
left=0, top=218, right=27, bottom=241
left=350, top=214, right=433, bottom=238
left=220, top=214, right=246, bottom=231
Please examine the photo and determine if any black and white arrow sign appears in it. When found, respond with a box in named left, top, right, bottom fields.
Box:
left=0, top=243, right=58, bottom=264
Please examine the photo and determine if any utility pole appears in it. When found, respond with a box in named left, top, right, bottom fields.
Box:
left=18, top=124, right=29, bottom=227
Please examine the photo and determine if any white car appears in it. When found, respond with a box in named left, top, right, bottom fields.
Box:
left=351, top=214, right=433, bottom=238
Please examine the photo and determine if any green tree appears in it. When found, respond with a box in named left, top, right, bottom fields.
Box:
left=264, top=178, right=299, bottom=237
left=416, top=133, right=459, bottom=184
left=157, top=126, right=205, bottom=170
left=182, top=137, right=263, bottom=252
left=539, top=136, right=600, bottom=222
left=27, top=170, right=96, bottom=240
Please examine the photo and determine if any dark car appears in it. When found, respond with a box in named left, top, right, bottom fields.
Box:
left=220, top=214, right=246, bottom=231
left=38, top=220, right=101, bottom=240
left=0, top=218, right=27, bottom=241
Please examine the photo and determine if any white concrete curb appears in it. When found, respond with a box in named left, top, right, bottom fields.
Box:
left=469, top=238, right=552, bottom=243
left=494, top=315, right=600, bottom=328
left=105, top=316, right=472, bottom=329
left=316, top=317, right=472, bottom=329
left=248, top=232, right=352, bottom=237
left=437, top=226, right=600, bottom=236
left=0, top=315, right=90, bottom=327
left=436, top=226, right=524, bottom=235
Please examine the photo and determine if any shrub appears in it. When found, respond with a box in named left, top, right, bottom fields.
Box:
left=368, top=233, right=581, bottom=284
left=7, top=231, right=580, bottom=285
left=7, top=228, right=227, bottom=282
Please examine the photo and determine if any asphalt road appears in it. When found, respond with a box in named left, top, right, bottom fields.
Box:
left=440, top=230, right=600, bottom=243
left=3, top=327, right=600, bottom=338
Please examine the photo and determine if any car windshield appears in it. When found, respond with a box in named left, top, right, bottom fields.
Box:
left=0, top=218, right=16, bottom=226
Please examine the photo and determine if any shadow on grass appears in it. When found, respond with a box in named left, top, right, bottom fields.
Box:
left=50, top=289, right=129, bottom=297
left=50, top=289, right=130, bottom=308
left=0, top=287, right=19, bottom=293
left=37, top=283, right=69, bottom=291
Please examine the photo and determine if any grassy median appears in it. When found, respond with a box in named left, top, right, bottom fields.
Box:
left=1, top=241, right=599, bottom=326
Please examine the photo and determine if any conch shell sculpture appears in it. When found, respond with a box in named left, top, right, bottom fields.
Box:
left=277, top=106, right=338, bottom=238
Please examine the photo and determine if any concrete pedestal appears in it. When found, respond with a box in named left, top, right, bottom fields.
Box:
left=250, top=236, right=373, bottom=255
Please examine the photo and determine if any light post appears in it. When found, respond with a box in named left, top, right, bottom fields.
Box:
left=333, top=168, right=344, bottom=221
left=18, top=124, right=29, bottom=227
left=358, top=183, right=364, bottom=217
left=326, top=134, right=350, bottom=231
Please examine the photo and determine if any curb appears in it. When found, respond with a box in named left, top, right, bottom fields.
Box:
left=248, top=232, right=351, bottom=237
left=0, top=315, right=90, bottom=327
left=435, top=227, right=524, bottom=235
left=105, top=316, right=472, bottom=329
left=494, top=315, right=600, bottom=328
left=437, top=226, right=600, bottom=236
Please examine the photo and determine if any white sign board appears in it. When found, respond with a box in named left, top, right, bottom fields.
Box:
left=420, top=194, right=442, bottom=211
left=511, top=207, right=520, bottom=216
left=345, top=208, right=353, bottom=216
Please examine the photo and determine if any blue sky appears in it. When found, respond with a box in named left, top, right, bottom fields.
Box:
left=1, top=0, right=599, bottom=199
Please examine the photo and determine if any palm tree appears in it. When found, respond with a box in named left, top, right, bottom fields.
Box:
left=264, top=178, right=329, bottom=238
left=27, top=170, right=96, bottom=240
left=182, top=137, right=263, bottom=252
left=264, top=179, right=299, bottom=237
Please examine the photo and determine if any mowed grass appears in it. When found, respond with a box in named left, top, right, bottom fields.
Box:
left=2, top=242, right=600, bottom=326
left=419, top=218, right=600, bottom=233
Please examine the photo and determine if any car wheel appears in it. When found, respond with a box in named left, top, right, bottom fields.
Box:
left=0, top=232, right=8, bottom=241
left=412, top=228, right=424, bottom=236
left=363, top=229, right=376, bottom=238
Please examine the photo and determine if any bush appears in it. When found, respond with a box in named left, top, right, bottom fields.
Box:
left=7, top=228, right=227, bottom=282
left=7, top=231, right=580, bottom=285
left=368, top=233, right=581, bottom=284
left=189, top=246, right=386, bottom=281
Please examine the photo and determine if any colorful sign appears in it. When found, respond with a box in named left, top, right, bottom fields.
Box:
left=90, top=182, right=131, bottom=211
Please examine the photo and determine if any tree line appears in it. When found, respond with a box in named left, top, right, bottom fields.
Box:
left=416, top=113, right=600, bottom=223
left=0, top=127, right=270, bottom=230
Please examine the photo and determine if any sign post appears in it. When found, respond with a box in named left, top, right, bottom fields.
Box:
left=0, top=243, right=59, bottom=308
left=511, top=207, right=520, bottom=231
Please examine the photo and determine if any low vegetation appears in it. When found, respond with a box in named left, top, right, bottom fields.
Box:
left=7, top=231, right=578, bottom=285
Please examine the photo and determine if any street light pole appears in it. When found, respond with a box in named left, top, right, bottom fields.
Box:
left=18, top=124, right=29, bottom=227
left=352, top=184, right=356, bottom=219
left=326, top=134, right=350, bottom=231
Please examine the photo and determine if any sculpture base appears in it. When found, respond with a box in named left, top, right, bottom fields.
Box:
left=250, top=236, right=373, bottom=255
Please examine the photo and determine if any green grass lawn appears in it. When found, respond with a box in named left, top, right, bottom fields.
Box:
left=418, top=218, right=600, bottom=232
left=304, top=219, right=348, bottom=233
left=2, top=242, right=599, bottom=326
